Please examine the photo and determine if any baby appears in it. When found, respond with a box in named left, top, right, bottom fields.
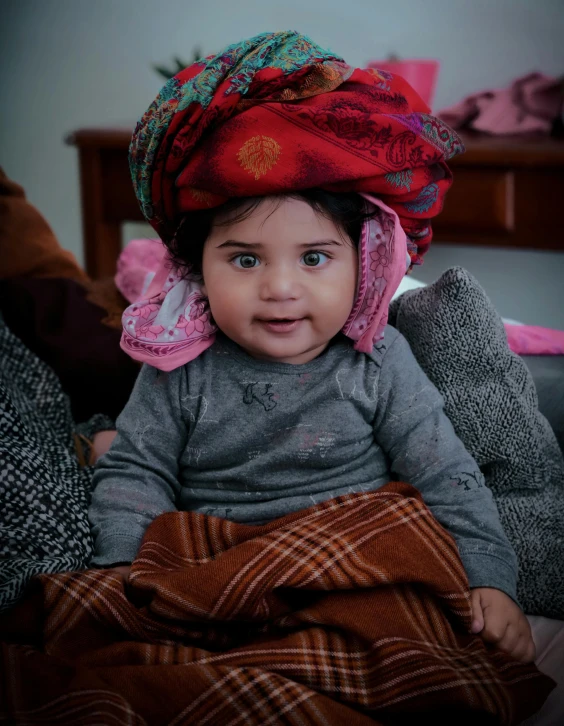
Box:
left=89, top=190, right=534, bottom=663
left=89, top=30, right=535, bottom=666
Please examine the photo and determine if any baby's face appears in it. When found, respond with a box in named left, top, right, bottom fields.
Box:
left=201, top=197, right=358, bottom=364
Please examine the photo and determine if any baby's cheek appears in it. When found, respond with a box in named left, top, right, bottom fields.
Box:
left=316, top=280, right=355, bottom=322
left=209, top=289, right=252, bottom=334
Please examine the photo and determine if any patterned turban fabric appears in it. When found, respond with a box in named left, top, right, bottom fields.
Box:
left=129, top=31, right=464, bottom=267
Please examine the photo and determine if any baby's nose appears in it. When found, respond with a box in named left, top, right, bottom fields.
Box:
left=259, top=265, right=301, bottom=301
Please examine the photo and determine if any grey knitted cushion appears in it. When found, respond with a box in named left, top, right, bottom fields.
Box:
left=389, top=267, right=564, bottom=618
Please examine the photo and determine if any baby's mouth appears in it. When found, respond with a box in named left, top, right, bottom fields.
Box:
left=257, top=318, right=305, bottom=333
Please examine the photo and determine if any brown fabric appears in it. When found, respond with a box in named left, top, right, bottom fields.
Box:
left=0, top=165, right=130, bottom=330
left=0, top=277, right=139, bottom=421
left=0, top=168, right=138, bottom=420
left=0, top=483, right=553, bottom=725
left=83, top=276, right=130, bottom=331
left=0, top=167, right=88, bottom=283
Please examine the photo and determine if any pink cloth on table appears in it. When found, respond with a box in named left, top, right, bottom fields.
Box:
left=505, top=323, right=564, bottom=356
left=439, top=73, right=563, bottom=135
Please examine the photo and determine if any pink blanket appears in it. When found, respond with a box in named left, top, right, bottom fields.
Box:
left=504, top=323, right=564, bottom=356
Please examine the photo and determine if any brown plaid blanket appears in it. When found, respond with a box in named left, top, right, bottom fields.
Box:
left=0, top=483, right=553, bottom=725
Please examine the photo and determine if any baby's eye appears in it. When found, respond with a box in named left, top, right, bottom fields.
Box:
left=233, top=254, right=259, bottom=269
left=302, top=251, right=329, bottom=267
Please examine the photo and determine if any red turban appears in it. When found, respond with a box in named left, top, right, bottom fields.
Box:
left=130, top=31, right=463, bottom=267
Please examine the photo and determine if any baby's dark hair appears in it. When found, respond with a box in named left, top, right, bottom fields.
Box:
left=166, top=190, right=374, bottom=274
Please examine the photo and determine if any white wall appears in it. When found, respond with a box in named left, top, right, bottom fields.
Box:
left=1, top=0, right=563, bottom=326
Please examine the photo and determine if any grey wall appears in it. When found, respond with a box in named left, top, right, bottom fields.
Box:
left=1, top=0, right=563, bottom=326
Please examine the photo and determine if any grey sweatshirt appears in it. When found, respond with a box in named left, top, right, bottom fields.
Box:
left=89, top=327, right=518, bottom=599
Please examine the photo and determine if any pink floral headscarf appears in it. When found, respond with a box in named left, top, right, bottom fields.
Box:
left=120, top=194, right=408, bottom=371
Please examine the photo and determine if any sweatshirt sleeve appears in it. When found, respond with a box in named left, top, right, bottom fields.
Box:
left=88, top=364, right=188, bottom=567
left=373, top=330, right=519, bottom=601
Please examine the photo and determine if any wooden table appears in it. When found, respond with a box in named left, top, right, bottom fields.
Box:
left=67, top=129, right=564, bottom=279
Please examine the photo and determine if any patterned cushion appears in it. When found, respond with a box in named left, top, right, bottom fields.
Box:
left=0, top=316, right=112, bottom=611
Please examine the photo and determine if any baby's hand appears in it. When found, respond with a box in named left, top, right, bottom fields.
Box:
left=470, top=587, right=535, bottom=663
left=109, top=565, right=131, bottom=584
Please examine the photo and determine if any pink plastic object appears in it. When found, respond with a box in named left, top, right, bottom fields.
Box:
left=368, top=59, right=440, bottom=109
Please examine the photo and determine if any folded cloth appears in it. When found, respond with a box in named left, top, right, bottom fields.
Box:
left=0, top=483, right=553, bottom=725
left=130, top=30, right=464, bottom=267
left=0, top=167, right=88, bottom=283
left=438, top=72, right=564, bottom=136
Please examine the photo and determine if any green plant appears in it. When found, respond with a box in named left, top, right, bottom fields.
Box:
left=153, top=48, right=204, bottom=80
